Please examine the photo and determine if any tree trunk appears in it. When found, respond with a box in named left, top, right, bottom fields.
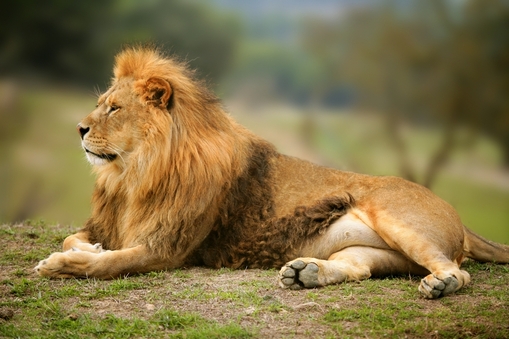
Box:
left=500, top=137, right=509, bottom=169
left=422, top=123, right=456, bottom=189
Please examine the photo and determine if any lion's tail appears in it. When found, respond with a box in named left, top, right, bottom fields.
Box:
left=463, top=226, right=509, bottom=263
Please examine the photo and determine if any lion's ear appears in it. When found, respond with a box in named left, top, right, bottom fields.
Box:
left=139, top=77, right=173, bottom=108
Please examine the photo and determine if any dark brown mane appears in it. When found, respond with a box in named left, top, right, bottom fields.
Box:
left=188, top=139, right=355, bottom=269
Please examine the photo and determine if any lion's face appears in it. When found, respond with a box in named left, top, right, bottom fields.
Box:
left=77, top=77, right=172, bottom=167
left=78, top=79, right=144, bottom=167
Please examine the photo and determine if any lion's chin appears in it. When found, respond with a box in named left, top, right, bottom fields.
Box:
left=85, top=149, right=117, bottom=166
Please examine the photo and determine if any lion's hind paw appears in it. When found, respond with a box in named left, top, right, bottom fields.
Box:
left=279, top=260, right=320, bottom=290
left=70, top=242, right=104, bottom=253
left=418, top=270, right=470, bottom=299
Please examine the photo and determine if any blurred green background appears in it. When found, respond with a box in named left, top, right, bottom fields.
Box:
left=1, top=0, right=508, bottom=243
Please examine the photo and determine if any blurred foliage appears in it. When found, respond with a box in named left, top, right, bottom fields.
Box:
left=0, top=0, right=240, bottom=87
left=299, top=0, right=509, bottom=186
left=0, top=0, right=116, bottom=85
left=111, top=0, right=240, bottom=84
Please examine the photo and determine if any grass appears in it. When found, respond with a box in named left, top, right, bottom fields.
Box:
left=1, top=307, right=252, bottom=339
left=1, top=222, right=509, bottom=338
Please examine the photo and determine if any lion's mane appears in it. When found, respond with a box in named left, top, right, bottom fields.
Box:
left=83, top=47, right=353, bottom=268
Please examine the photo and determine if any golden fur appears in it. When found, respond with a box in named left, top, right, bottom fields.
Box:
left=35, top=47, right=509, bottom=298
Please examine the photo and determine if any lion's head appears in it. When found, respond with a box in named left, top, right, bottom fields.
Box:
left=77, top=49, right=187, bottom=171
left=78, top=76, right=171, bottom=167
left=78, top=47, right=245, bottom=191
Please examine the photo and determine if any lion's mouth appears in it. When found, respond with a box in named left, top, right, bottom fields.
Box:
left=85, top=148, right=117, bottom=161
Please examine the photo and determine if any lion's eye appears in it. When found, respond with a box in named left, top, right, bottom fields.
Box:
left=107, top=105, right=120, bottom=114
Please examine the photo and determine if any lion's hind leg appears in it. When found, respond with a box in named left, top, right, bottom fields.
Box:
left=278, top=246, right=427, bottom=290
left=371, top=209, right=471, bottom=298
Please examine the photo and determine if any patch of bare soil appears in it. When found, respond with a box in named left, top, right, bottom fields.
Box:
left=79, top=269, right=334, bottom=338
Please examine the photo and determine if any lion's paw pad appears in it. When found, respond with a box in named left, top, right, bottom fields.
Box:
left=419, top=274, right=459, bottom=299
left=279, top=260, right=320, bottom=290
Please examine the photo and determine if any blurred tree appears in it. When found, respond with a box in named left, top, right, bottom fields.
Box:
left=0, top=0, right=117, bottom=85
left=464, top=0, right=509, bottom=168
left=0, top=0, right=240, bottom=87
left=302, top=0, right=509, bottom=187
left=113, top=0, right=240, bottom=85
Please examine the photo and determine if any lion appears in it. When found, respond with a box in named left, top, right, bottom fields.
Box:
left=35, top=47, right=509, bottom=299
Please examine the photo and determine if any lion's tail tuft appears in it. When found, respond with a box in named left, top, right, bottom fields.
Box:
left=463, top=226, right=509, bottom=263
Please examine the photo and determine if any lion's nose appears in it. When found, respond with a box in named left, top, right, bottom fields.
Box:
left=77, top=124, right=90, bottom=139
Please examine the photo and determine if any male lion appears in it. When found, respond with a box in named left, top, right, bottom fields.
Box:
left=35, top=47, right=509, bottom=298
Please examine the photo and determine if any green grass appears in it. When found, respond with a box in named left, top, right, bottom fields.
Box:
left=1, top=265, right=255, bottom=338
left=1, top=223, right=508, bottom=339
left=1, top=308, right=253, bottom=339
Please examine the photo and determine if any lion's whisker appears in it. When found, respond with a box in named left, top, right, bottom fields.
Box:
left=106, top=143, right=127, bottom=167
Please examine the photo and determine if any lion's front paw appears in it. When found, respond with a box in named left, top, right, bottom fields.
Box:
left=35, top=252, right=72, bottom=278
left=35, top=250, right=96, bottom=279
left=279, top=259, right=320, bottom=290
